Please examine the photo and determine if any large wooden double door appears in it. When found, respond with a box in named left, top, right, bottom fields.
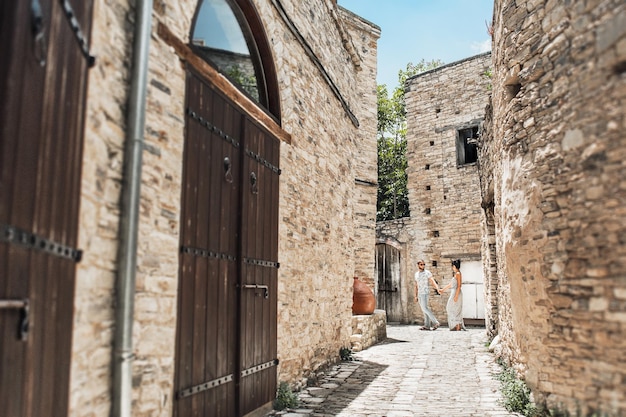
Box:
left=0, top=1, right=93, bottom=416
left=174, top=69, right=280, bottom=417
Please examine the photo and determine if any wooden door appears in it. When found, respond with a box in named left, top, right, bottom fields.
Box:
left=0, top=1, right=93, bottom=416
left=174, top=69, right=279, bottom=417
left=376, top=244, right=402, bottom=322
left=238, top=118, right=279, bottom=416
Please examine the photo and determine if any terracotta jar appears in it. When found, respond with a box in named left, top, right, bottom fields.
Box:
left=352, top=277, right=376, bottom=315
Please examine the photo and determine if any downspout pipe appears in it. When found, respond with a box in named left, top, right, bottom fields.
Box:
left=112, top=1, right=153, bottom=416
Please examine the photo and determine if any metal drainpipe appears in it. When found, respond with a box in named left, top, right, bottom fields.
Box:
left=112, top=0, right=153, bottom=416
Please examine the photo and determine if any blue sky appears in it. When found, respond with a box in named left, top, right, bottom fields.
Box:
left=337, top=0, right=494, bottom=89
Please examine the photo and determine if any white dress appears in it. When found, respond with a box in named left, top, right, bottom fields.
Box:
left=446, top=274, right=466, bottom=330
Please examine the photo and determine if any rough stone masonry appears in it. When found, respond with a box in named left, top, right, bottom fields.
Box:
left=70, top=1, right=380, bottom=415
left=482, top=0, right=626, bottom=414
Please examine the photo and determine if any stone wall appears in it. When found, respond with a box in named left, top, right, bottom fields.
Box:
left=484, top=0, right=626, bottom=414
left=70, top=1, right=379, bottom=415
left=377, top=53, right=491, bottom=325
left=479, top=100, right=501, bottom=338
left=272, top=2, right=380, bottom=389
left=340, top=7, right=380, bottom=289
left=350, top=310, right=387, bottom=352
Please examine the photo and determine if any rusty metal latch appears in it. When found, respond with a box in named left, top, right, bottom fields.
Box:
left=0, top=299, right=30, bottom=341
left=242, top=284, right=269, bottom=299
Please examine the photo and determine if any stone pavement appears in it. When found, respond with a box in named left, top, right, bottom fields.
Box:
left=266, top=324, right=517, bottom=417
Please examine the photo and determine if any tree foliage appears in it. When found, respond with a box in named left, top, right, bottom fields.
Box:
left=377, top=59, right=443, bottom=221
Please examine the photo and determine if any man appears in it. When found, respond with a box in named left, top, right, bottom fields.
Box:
left=413, top=260, right=441, bottom=330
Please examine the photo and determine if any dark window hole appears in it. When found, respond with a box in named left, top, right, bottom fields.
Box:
left=506, top=83, right=521, bottom=101
left=614, top=61, right=626, bottom=75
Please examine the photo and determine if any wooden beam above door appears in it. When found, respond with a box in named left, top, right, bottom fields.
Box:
left=157, top=22, right=292, bottom=145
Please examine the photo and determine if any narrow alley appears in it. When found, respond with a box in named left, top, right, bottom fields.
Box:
left=267, top=325, right=515, bottom=417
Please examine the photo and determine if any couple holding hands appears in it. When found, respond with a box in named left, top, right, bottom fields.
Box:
left=413, top=259, right=466, bottom=331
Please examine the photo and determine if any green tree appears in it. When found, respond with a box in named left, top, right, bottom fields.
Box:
left=377, top=59, right=443, bottom=221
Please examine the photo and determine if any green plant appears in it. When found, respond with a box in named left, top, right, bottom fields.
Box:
left=495, top=365, right=539, bottom=417
left=495, top=361, right=613, bottom=417
left=483, top=67, right=493, bottom=91
left=274, top=381, right=299, bottom=411
left=340, top=346, right=355, bottom=361
left=225, top=65, right=259, bottom=101
left=376, top=59, right=443, bottom=221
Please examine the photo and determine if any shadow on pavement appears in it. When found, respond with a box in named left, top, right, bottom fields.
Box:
left=376, top=337, right=409, bottom=345
left=301, top=359, right=388, bottom=415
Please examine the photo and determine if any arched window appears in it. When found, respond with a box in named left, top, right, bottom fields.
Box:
left=191, top=0, right=280, bottom=120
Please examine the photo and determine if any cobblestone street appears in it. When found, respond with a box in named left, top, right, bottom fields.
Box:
left=267, top=325, right=516, bottom=417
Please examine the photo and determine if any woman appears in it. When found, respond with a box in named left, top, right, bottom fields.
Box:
left=440, top=259, right=466, bottom=331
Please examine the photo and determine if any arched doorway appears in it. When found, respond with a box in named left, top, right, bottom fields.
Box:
left=173, top=1, right=282, bottom=416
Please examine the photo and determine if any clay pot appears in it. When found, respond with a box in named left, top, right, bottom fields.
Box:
left=352, top=277, right=375, bottom=315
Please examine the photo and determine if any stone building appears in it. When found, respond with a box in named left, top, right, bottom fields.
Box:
left=376, top=53, right=492, bottom=326
left=0, top=1, right=379, bottom=416
left=482, top=0, right=626, bottom=414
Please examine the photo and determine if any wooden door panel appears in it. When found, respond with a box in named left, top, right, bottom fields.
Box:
left=0, top=1, right=93, bottom=416
left=176, top=69, right=279, bottom=417
left=175, top=71, right=242, bottom=417
left=376, top=244, right=402, bottom=322
left=0, top=246, right=30, bottom=417
left=239, top=119, right=279, bottom=415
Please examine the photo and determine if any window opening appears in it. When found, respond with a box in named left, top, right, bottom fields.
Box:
left=191, top=0, right=268, bottom=108
left=456, top=126, right=479, bottom=165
